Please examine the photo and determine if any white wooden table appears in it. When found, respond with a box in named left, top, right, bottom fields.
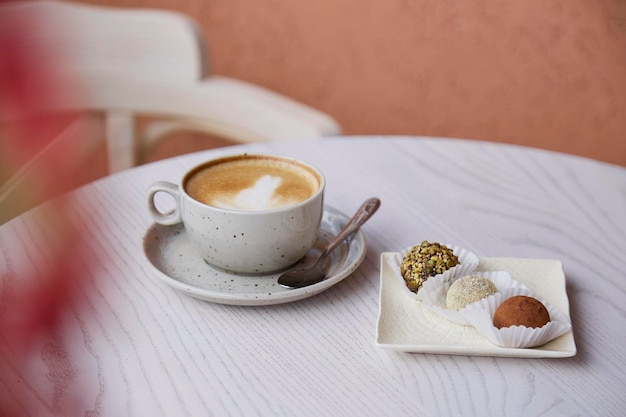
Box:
left=1, top=136, right=625, bottom=416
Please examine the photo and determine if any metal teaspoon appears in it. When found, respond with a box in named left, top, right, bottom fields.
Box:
left=277, top=197, right=380, bottom=289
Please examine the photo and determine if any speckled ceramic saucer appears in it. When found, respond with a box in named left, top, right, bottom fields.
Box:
left=143, top=206, right=366, bottom=306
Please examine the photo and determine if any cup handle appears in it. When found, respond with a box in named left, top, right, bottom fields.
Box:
left=147, top=181, right=182, bottom=225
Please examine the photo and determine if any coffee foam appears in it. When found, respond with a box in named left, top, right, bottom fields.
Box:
left=214, top=174, right=293, bottom=211
left=186, top=157, right=320, bottom=211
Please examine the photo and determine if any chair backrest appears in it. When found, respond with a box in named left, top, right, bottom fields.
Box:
left=0, top=0, right=208, bottom=90
left=0, top=0, right=210, bottom=172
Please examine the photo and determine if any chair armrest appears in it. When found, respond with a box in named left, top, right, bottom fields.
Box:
left=140, top=76, right=341, bottom=154
left=7, top=77, right=342, bottom=172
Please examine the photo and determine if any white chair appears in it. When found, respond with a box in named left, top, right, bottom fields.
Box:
left=0, top=0, right=341, bottom=175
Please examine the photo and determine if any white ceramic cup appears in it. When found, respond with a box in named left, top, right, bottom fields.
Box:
left=147, top=154, right=325, bottom=274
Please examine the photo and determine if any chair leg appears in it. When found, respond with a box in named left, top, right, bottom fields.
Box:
left=105, top=112, right=136, bottom=173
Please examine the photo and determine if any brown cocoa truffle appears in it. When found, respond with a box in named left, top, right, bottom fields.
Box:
left=493, top=295, right=550, bottom=329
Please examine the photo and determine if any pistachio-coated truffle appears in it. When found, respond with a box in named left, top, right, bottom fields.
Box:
left=400, top=241, right=460, bottom=293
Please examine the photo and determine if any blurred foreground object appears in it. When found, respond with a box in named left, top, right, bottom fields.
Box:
left=1, top=1, right=97, bottom=415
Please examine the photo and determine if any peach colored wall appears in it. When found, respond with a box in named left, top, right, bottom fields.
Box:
left=83, top=0, right=626, bottom=166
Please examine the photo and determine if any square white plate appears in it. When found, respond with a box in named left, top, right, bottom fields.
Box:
left=376, top=253, right=576, bottom=358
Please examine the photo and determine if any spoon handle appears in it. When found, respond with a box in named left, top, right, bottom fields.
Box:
left=321, top=197, right=380, bottom=257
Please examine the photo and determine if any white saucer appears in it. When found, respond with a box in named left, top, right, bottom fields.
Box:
left=376, top=254, right=576, bottom=358
left=143, top=206, right=367, bottom=306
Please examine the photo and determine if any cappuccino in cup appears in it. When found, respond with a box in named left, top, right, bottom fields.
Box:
left=185, top=155, right=321, bottom=211
left=147, top=154, right=325, bottom=274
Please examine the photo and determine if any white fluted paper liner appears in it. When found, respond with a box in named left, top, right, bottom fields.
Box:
left=420, top=270, right=528, bottom=325
left=461, top=287, right=572, bottom=348
left=389, top=244, right=480, bottom=304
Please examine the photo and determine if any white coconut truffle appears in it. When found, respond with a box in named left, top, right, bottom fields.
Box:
left=446, top=274, right=498, bottom=310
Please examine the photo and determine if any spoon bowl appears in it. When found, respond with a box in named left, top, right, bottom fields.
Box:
left=277, top=197, right=380, bottom=288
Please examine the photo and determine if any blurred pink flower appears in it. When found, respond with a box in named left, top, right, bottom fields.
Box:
left=1, top=2, right=95, bottom=415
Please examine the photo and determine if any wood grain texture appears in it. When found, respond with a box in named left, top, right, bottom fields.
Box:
left=1, top=137, right=625, bottom=416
